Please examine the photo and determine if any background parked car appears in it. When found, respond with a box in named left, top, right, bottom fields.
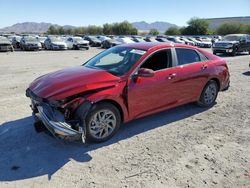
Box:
left=20, top=36, right=42, bottom=51
left=84, top=36, right=102, bottom=47
left=198, top=38, right=212, bottom=48
left=44, top=37, right=67, bottom=50
left=188, top=37, right=202, bottom=46
left=166, top=36, right=185, bottom=44
left=116, top=37, right=135, bottom=44
left=11, top=36, right=22, bottom=48
left=132, top=36, right=146, bottom=43
left=212, top=34, right=250, bottom=56
left=156, top=37, right=171, bottom=43
left=36, top=36, right=47, bottom=48
left=102, top=39, right=122, bottom=49
left=66, top=37, right=89, bottom=50
left=178, top=37, right=195, bottom=46
left=0, top=36, right=14, bottom=52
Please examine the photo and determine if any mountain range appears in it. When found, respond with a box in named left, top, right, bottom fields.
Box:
left=0, top=21, right=178, bottom=34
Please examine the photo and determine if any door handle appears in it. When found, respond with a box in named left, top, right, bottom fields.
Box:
left=201, top=65, right=208, bottom=70
left=168, top=73, right=177, bottom=80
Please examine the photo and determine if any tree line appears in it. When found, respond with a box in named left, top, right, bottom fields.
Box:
left=47, top=19, right=250, bottom=36
left=164, top=18, right=250, bottom=36
left=47, top=21, right=137, bottom=35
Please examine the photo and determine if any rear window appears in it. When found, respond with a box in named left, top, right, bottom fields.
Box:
left=176, top=48, right=201, bottom=65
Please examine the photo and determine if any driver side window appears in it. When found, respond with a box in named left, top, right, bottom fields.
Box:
left=141, top=49, right=172, bottom=71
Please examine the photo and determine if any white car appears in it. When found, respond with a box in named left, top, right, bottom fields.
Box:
left=116, top=37, right=135, bottom=44
left=66, top=37, right=89, bottom=50
left=199, top=38, right=212, bottom=48
left=179, top=37, right=195, bottom=46
left=167, top=36, right=185, bottom=44
left=44, top=37, right=67, bottom=50
left=188, top=37, right=202, bottom=47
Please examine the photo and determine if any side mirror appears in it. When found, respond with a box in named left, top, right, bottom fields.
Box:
left=136, top=68, right=155, bottom=78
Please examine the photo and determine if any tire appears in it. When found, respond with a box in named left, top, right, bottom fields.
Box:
left=85, top=103, right=121, bottom=143
left=73, top=45, right=78, bottom=50
left=213, top=51, right=217, bottom=55
left=231, top=48, right=237, bottom=56
left=197, top=80, right=219, bottom=107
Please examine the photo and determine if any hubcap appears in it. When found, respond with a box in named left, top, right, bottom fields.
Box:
left=89, top=110, right=116, bottom=139
left=204, top=83, right=217, bottom=105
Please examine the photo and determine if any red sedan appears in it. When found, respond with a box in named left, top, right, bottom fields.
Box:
left=26, top=42, right=230, bottom=143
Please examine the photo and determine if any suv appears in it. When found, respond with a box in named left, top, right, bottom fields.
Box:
left=212, top=34, right=250, bottom=56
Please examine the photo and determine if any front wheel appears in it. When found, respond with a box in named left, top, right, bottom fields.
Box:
left=85, top=103, right=121, bottom=142
left=231, top=48, right=237, bottom=56
left=198, top=80, right=219, bottom=107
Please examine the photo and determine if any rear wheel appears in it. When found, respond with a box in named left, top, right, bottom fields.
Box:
left=198, top=80, right=219, bottom=107
left=85, top=103, right=121, bottom=142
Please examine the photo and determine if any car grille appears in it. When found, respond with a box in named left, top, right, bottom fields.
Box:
left=214, top=43, right=228, bottom=48
left=58, top=45, right=65, bottom=48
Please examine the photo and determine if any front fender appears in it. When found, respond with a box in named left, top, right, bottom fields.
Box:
left=85, top=82, right=129, bottom=122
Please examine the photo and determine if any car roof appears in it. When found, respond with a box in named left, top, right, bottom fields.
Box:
left=225, top=34, right=248, bottom=37
left=121, top=42, right=196, bottom=51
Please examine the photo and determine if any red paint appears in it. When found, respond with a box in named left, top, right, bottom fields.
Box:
left=28, top=43, right=230, bottom=123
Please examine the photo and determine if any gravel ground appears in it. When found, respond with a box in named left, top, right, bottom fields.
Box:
left=0, top=48, right=249, bottom=188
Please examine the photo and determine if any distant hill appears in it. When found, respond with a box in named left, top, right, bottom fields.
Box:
left=132, top=21, right=178, bottom=32
left=0, top=22, right=76, bottom=34
left=205, top=16, right=250, bottom=29
left=0, top=22, right=53, bottom=33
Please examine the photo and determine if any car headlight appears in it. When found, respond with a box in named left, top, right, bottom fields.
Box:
left=48, top=99, right=66, bottom=107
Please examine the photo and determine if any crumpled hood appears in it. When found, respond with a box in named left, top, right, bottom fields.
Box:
left=29, top=66, right=120, bottom=100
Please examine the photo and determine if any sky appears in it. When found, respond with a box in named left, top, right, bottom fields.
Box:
left=0, top=0, right=249, bottom=28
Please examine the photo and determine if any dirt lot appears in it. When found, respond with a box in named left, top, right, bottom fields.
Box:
left=0, top=48, right=249, bottom=188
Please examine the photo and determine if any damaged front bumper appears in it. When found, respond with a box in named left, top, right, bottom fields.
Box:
left=36, top=104, right=81, bottom=137
left=26, top=89, right=92, bottom=142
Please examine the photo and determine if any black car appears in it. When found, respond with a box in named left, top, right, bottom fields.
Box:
left=212, top=34, right=250, bottom=56
left=101, top=39, right=122, bottom=49
left=84, top=36, right=101, bottom=47
left=0, top=36, right=14, bottom=52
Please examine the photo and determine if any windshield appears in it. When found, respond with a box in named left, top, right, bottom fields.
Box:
left=24, top=37, right=38, bottom=42
left=0, top=37, right=9, bottom=43
left=84, top=47, right=146, bottom=76
left=223, top=35, right=241, bottom=41
left=51, top=37, right=63, bottom=42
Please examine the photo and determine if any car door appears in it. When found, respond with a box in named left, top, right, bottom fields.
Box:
left=174, top=48, right=210, bottom=103
left=127, top=48, right=180, bottom=119
left=240, top=35, right=249, bottom=51
left=66, top=38, right=73, bottom=49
